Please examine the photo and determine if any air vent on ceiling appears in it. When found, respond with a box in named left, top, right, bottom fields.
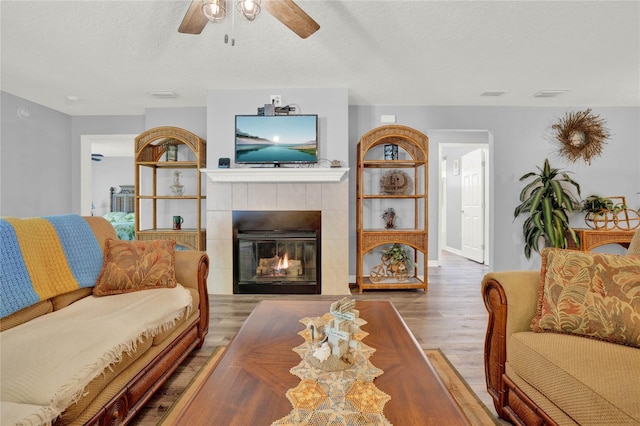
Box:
left=480, top=90, right=507, bottom=97
left=147, top=91, right=179, bottom=99
left=532, top=90, right=569, bottom=98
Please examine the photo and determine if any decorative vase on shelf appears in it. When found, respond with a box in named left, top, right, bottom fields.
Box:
left=169, top=171, right=184, bottom=196
left=381, top=208, right=396, bottom=229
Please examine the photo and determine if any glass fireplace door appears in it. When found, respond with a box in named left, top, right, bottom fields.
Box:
left=236, top=231, right=318, bottom=294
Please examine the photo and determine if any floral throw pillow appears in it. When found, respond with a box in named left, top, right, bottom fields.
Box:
left=531, top=248, right=640, bottom=348
left=93, top=239, right=177, bottom=296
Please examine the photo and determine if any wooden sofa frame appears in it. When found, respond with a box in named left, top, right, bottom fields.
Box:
left=482, top=277, right=558, bottom=426
left=80, top=252, right=209, bottom=426
left=483, top=229, right=640, bottom=425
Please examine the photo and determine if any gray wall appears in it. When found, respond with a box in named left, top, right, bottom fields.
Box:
left=145, top=107, right=207, bottom=140
left=349, top=105, right=640, bottom=271
left=2, top=90, right=639, bottom=273
left=71, top=115, right=145, bottom=213
left=205, top=88, right=349, bottom=168
left=1, top=92, right=72, bottom=216
left=92, top=156, right=134, bottom=216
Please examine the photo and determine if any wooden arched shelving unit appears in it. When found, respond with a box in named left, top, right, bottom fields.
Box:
left=356, top=125, right=428, bottom=292
left=134, top=126, right=206, bottom=250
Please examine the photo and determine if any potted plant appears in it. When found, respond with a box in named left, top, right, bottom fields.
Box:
left=513, top=159, right=581, bottom=258
left=381, top=243, right=413, bottom=270
left=582, top=195, right=620, bottom=213
left=582, top=195, right=630, bottom=230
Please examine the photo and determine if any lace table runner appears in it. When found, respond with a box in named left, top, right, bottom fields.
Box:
left=272, top=313, right=392, bottom=425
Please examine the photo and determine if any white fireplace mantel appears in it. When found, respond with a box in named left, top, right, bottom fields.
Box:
left=204, top=166, right=350, bottom=295
left=201, top=167, right=349, bottom=183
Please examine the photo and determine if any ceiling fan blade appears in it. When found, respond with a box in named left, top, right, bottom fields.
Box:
left=178, top=0, right=209, bottom=34
left=263, top=0, right=320, bottom=39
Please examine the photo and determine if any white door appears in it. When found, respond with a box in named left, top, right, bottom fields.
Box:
left=461, top=149, right=485, bottom=263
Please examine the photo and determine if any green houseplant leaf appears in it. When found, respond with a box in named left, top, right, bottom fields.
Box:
left=381, top=243, right=413, bottom=270
left=513, top=158, right=581, bottom=258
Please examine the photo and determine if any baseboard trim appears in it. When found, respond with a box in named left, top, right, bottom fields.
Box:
left=444, top=247, right=463, bottom=256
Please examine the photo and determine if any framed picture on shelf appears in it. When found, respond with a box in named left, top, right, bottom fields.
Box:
left=166, top=144, right=178, bottom=161
left=384, top=144, right=398, bottom=160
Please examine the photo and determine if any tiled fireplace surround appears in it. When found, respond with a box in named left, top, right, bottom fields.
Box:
left=204, top=168, right=351, bottom=295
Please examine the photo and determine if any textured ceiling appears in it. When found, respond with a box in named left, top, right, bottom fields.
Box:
left=1, top=0, right=639, bottom=116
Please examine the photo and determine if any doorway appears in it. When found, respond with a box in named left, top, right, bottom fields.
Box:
left=80, top=134, right=136, bottom=216
left=433, top=130, right=491, bottom=266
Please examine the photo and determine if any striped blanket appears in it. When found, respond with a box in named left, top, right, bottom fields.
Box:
left=0, top=215, right=104, bottom=318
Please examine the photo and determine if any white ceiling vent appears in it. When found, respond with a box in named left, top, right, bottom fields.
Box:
left=532, top=90, right=569, bottom=98
left=147, top=91, right=179, bottom=99
left=480, top=90, right=507, bottom=97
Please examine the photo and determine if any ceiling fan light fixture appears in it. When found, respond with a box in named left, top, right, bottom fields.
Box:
left=237, top=0, right=261, bottom=21
left=202, top=0, right=226, bottom=23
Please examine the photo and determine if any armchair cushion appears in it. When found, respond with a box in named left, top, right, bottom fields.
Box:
left=508, top=331, right=640, bottom=424
left=531, top=248, right=640, bottom=348
left=628, top=228, right=640, bottom=256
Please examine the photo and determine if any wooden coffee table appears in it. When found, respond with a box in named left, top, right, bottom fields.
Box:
left=171, top=300, right=469, bottom=425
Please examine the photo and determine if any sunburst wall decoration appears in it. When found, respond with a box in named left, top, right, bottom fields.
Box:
left=552, top=109, right=610, bottom=164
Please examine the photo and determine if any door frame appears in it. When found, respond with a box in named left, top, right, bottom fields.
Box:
left=434, top=130, right=492, bottom=267
left=80, top=134, right=136, bottom=216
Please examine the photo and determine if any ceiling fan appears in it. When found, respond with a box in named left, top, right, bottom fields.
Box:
left=178, top=0, right=320, bottom=39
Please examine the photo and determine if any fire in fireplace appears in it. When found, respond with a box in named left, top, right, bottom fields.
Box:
left=233, top=211, right=321, bottom=294
left=257, top=250, right=300, bottom=278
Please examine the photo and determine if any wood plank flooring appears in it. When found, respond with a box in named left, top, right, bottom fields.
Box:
left=132, top=251, right=505, bottom=424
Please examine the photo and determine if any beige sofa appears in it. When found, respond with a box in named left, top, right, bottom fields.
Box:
left=482, top=230, right=640, bottom=425
left=0, top=216, right=209, bottom=425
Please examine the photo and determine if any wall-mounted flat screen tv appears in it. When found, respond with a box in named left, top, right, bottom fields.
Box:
left=235, top=114, right=318, bottom=166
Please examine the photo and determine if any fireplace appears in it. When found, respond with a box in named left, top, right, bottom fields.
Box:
left=233, top=211, right=321, bottom=294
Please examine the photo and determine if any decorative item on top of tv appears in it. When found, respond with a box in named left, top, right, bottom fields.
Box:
left=582, top=195, right=640, bottom=230
left=369, top=243, right=411, bottom=282
left=381, top=208, right=396, bottom=229
left=379, top=169, right=413, bottom=195
left=552, top=109, right=610, bottom=165
left=169, top=171, right=184, bottom=196
left=384, top=144, right=398, bottom=160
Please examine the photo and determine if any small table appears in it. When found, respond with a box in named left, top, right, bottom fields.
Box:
left=567, top=228, right=637, bottom=251
left=171, top=300, right=469, bottom=425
